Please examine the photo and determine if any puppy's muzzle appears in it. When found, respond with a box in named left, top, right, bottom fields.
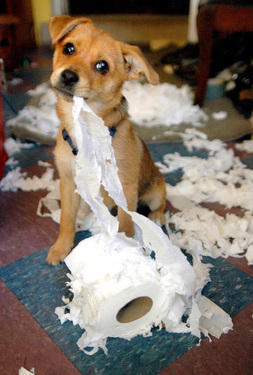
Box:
left=60, top=69, right=79, bottom=88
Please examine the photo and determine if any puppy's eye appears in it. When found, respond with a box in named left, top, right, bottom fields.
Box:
left=63, top=43, right=75, bottom=55
left=94, top=60, right=109, bottom=75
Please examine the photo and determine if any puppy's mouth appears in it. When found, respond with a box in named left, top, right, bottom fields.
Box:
left=54, top=84, right=74, bottom=98
left=53, top=84, right=89, bottom=101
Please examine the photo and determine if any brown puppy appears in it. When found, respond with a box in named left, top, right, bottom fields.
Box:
left=46, top=15, right=166, bottom=265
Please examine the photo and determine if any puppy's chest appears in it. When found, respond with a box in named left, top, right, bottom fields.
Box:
left=60, top=123, right=122, bottom=168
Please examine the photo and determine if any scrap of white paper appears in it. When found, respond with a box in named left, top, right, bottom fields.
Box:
left=212, top=111, right=227, bottom=120
left=235, top=140, right=253, bottom=153
left=4, top=138, right=33, bottom=156
left=18, top=368, right=35, bottom=375
left=198, top=296, right=233, bottom=338
left=245, top=245, right=253, bottom=265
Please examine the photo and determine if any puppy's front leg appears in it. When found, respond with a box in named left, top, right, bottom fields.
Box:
left=118, top=183, right=138, bottom=237
left=46, top=177, right=80, bottom=265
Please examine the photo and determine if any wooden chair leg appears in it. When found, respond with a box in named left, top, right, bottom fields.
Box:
left=194, top=6, right=216, bottom=106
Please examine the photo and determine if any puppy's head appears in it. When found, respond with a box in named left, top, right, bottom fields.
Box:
left=50, top=16, right=159, bottom=105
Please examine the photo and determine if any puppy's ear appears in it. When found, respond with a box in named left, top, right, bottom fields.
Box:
left=120, top=43, right=159, bottom=85
left=49, top=15, right=92, bottom=44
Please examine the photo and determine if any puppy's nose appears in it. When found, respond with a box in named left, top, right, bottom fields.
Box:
left=60, top=69, right=79, bottom=87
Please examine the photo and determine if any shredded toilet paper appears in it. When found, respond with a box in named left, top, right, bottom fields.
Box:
left=158, top=131, right=253, bottom=263
left=4, top=137, right=33, bottom=155
left=0, top=163, right=56, bottom=193
left=54, top=97, right=232, bottom=355
left=6, top=82, right=60, bottom=140
left=123, top=81, right=208, bottom=127
left=18, top=368, right=35, bottom=375
left=235, top=140, right=253, bottom=153
left=212, top=111, right=227, bottom=120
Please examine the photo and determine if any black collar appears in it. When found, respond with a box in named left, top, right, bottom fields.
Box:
left=62, top=125, right=117, bottom=156
left=62, top=128, right=78, bottom=155
left=109, top=126, right=117, bottom=137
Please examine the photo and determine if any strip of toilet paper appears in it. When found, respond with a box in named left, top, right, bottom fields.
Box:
left=72, top=97, right=127, bottom=235
left=55, top=97, right=232, bottom=355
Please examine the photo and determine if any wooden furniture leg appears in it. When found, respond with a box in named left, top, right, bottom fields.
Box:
left=194, top=5, right=216, bottom=106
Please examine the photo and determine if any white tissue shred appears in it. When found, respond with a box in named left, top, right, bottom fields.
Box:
left=235, top=140, right=253, bottom=153
left=212, top=111, right=227, bottom=120
left=18, top=368, right=35, bottom=375
left=4, top=138, right=33, bottom=155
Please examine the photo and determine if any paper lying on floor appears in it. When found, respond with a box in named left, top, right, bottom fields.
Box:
left=0, top=163, right=57, bottom=193
left=6, top=82, right=60, bottom=140
left=18, top=368, right=35, bottom=375
left=0, top=139, right=99, bottom=233
left=6, top=81, right=208, bottom=141
left=235, top=140, right=253, bottom=153
left=55, top=97, right=232, bottom=355
left=158, top=130, right=253, bottom=263
left=4, top=137, right=33, bottom=155
left=3, top=138, right=34, bottom=167
left=123, top=81, right=208, bottom=127
left=212, top=111, right=227, bottom=120
left=198, top=296, right=233, bottom=339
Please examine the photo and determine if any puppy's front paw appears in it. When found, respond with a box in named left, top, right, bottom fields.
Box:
left=46, top=245, right=70, bottom=265
left=148, top=209, right=165, bottom=226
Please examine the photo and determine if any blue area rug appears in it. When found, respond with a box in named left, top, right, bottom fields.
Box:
left=0, top=229, right=252, bottom=375
left=4, top=143, right=52, bottom=174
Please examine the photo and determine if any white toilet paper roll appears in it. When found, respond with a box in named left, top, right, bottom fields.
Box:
left=76, top=281, right=179, bottom=355
left=60, top=231, right=193, bottom=354
left=86, top=283, right=170, bottom=338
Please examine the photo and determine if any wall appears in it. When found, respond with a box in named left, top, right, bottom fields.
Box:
left=30, top=0, right=52, bottom=45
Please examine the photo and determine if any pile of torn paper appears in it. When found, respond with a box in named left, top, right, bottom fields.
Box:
left=6, top=83, right=60, bottom=142
left=157, top=128, right=253, bottom=265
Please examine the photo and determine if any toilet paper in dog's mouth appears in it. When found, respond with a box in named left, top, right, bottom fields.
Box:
left=55, top=97, right=232, bottom=355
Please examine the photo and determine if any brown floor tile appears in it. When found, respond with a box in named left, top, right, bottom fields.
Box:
left=158, top=302, right=253, bottom=375
left=0, top=188, right=58, bottom=266
left=0, top=280, right=81, bottom=375
left=226, top=256, right=253, bottom=277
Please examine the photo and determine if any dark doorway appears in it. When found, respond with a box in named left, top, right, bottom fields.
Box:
left=69, top=1, right=189, bottom=15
